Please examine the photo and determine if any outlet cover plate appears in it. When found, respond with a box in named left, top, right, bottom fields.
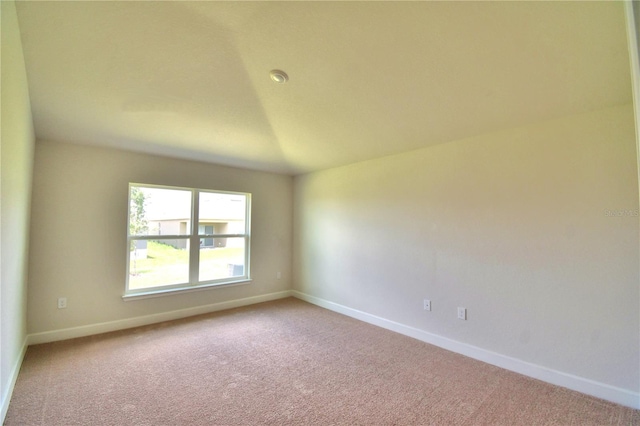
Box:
left=457, top=307, right=466, bottom=320
left=424, top=299, right=431, bottom=311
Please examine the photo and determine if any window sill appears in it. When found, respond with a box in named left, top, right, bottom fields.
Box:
left=122, top=279, right=252, bottom=301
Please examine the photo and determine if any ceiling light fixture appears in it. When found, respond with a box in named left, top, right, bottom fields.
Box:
left=269, top=70, right=289, bottom=83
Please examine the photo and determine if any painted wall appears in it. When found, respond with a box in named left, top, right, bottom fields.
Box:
left=634, top=1, right=640, bottom=56
left=27, top=141, right=292, bottom=334
left=1, top=0, right=35, bottom=419
left=293, top=104, right=639, bottom=393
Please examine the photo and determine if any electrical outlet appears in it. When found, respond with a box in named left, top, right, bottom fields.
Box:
left=457, top=307, right=466, bottom=320
left=277, top=271, right=282, bottom=280
left=423, top=299, right=431, bottom=311
left=57, top=297, right=67, bottom=309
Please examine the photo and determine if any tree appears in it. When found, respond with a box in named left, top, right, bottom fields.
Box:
left=129, top=187, right=148, bottom=275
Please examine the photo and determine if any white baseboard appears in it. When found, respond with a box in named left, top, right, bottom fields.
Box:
left=27, top=290, right=293, bottom=345
left=1, top=337, right=28, bottom=424
left=292, top=290, right=640, bottom=410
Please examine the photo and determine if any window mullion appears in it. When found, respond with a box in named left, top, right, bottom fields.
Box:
left=189, top=189, right=200, bottom=284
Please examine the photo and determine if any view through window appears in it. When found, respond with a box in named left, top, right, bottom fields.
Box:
left=126, top=184, right=251, bottom=295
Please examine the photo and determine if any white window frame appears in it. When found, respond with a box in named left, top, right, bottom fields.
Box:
left=124, top=183, right=251, bottom=299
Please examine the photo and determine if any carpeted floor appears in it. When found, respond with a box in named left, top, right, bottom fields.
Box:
left=5, top=298, right=640, bottom=425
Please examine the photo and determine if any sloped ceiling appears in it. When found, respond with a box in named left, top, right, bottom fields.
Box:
left=15, top=1, right=632, bottom=175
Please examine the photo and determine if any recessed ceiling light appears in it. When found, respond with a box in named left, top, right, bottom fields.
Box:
left=269, top=70, right=289, bottom=83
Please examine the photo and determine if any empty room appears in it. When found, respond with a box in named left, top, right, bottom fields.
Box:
left=2, top=1, right=640, bottom=424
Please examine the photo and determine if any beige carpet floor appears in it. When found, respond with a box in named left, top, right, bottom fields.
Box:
left=5, top=298, right=639, bottom=425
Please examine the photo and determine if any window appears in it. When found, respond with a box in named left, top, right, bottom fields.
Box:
left=126, top=183, right=251, bottom=297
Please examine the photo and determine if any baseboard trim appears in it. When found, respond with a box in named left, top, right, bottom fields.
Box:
left=27, top=290, right=293, bottom=345
left=292, top=291, right=640, bottom=410
left=1, top=336, right=28, bottom=424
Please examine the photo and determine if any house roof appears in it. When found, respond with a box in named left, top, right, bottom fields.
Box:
left=15, top=1, right=632, bottom=175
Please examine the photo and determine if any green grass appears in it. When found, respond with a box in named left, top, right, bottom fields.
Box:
left=129, top=241, right=244, bottom=290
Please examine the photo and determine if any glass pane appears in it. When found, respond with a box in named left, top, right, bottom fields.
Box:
left=129, top=186, right=192, bottom=236
left=199, top=238, right=245, bottom=282
left=129, top=239, right=190, bottom=290
left=198, top=192, right=246, bottom=236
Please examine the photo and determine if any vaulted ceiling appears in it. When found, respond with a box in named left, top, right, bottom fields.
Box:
left=15, top=1, right=632, bottom=175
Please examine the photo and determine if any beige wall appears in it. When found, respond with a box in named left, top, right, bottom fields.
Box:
left=293, top=104, right=639, bottom=393
left=1, top=0, right=35, bottom=419
left=27, top=141, right=292, bottom=334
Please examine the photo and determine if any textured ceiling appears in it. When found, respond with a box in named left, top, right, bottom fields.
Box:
left=15, top=1, right=632, bottom=175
